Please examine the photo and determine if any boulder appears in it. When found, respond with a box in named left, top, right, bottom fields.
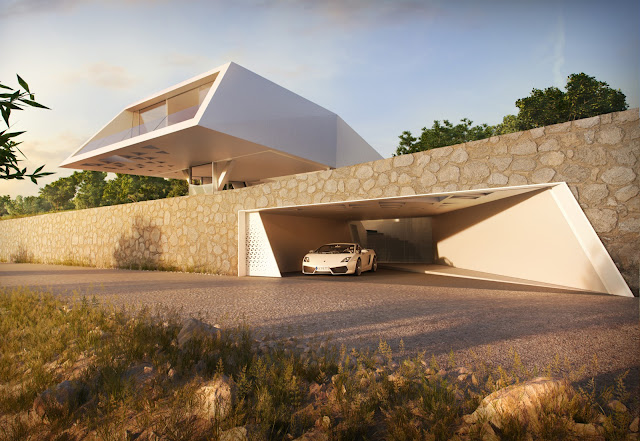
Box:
left=33, top=380, right=83, bottom=418
left=462, top=377, right=572, bottom=430
left=177, top=318, right=221, bottom=349
left=199, top=375, right=236, bottom=420
left=293, top=428, right=329, bottom=441
left=607, top=399, right=628, bottom=413
left=219, top=426, right=247, bottom=441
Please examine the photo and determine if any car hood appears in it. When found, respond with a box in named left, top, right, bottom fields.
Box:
left=305, top=253, right=355, bottom=265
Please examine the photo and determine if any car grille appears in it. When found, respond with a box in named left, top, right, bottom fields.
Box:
left=331, top=266, right=349, bottom=274
left=303, top=266, right=316, bottom=273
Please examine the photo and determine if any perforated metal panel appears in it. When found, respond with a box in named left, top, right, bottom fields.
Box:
left=245, top=212, right=280, bottom=277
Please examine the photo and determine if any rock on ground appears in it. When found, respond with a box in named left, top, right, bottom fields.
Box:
left=177, top=317, right=221, bottom=348
left=33, top=380, right=83, bottom=418
left=198, top=375, right=236, bottom=420
left=219, top=426, right=247, bottom=441
left=462, top=377, right=573, bottom=430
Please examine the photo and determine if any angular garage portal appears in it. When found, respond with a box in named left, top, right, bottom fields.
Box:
left=238, top=183, right=633, bottom=297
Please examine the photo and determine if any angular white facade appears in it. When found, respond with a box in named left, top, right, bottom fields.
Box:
left=60, top=62, right=382, bottom=187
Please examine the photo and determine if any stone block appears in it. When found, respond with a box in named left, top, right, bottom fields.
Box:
left=547, top=121, right=571, bottom=133
left=560, top=165, right=591, bottom=183
left=531, top=168, right=556, bottom=184
left=437, top=164, right=460, bottom=182
left=613, top=108, right=639, bottom=122
left=393, top=154, right=414, bottom=167
left=489, top=157, right=512, bottom=171
left=511, top=158, right=536, bottom=171
left=540, top=151, right=565, bottom=167
left=397, top=173, right=412, bottom=185
left=449, top=148, right=469, bottom=163
left=363, top=179, right=375, bottom=191
left=462, top=162, right=490, bottom=181
left=467, top=142, right=491, bottom=159
left=608, top=147, right=638, bottom=167
left=573, top=116, right=600, bottom=129
left=510, top=140, right=537, bottom=155
left=530, top=127, right=545, bottom=138
left=429, top=146, right=453, bottom=158
left=323, top=180, right=338, bottom=193
left=618, top=217, right=640, bottom=233
left=508, top=174, right=528, bottom=186
left=584, top=208, right=617, bottom=233
left=538, top=138, right=560, bottom=152
left=373, top=158, right=392, bottom=172
left=376, top=174, right=390, bottom=187
left=597, top=127, right=624, bottom=145
left=581, top=184, right=609, bottom=204
left=502, top=131, right=523, bottom=141
left=615, top=185, right=639, bottom=202
left=573, top=146, right=607, bottom=166
left=355, top=165, right=374, bottom=179
left=415, top=154, right=431, bottom=167
left=487, top=173, right=508, bottom=185
left=601, top=167, right=636, bottom=186
left=420, top=171, right=437, bottom=188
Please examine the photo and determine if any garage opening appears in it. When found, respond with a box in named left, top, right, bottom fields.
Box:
left=238, top=183, right=632, bottom=296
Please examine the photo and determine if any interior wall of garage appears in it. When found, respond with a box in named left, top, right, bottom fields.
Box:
left=260, top=213, right=351, bottom=273
left=431, top=188, right=608, bottom=292
left=356, top=218, right=434, bottom=263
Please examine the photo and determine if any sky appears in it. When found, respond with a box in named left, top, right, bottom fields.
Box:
left=1, top=0, right=638, bottom=198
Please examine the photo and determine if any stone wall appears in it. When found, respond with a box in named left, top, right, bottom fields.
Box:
left=1, top=109, right=638, bottom=294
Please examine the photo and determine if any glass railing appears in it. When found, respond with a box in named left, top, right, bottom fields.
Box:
left=74, top=105, right=200, bottom=157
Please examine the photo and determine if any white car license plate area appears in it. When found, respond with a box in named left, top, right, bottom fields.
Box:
left=317, top=266, right=330, bottom=271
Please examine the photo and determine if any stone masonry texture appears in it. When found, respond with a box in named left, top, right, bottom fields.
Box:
left=1, top=109, right=638, bottom=294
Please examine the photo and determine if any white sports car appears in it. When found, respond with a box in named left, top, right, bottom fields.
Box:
left=302, top=243, right=377, bottom=276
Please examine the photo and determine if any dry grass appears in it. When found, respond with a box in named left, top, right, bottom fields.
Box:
left=0, top=287, right=636, bottom=441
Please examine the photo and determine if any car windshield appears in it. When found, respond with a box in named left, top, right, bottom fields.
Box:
left=314, top=244, right=354, bottom=254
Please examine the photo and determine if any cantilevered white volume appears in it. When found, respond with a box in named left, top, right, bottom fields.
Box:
left=60, top=62, right=382, bottom=188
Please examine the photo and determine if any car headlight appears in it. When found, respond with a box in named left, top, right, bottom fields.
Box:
left=303, top=256, right=310, bottom=262
left=341, top=256, right=351, bottom=262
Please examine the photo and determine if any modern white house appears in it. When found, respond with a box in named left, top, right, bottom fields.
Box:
left=60, top=62, right=382, bottom=192
left=57, top=63, right=637, bottom=297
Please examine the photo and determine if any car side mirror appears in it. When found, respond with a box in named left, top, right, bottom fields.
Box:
left=361, top=249, right=368, bottom=253
left=308, top=250, right=314, bottom=253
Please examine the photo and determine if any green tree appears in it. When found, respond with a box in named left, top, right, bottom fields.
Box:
left=1, top=75, right=52, bottom=183
left=101, top=174, right=183, bottom=205
left=492, top=114, right=519, bottom=135
left=74, top=171, right=107, bottom=209
left=515, top=73, right=627, bottom=130
left=0, top=195, right=10, bottom=216
left=39, top=173, right=79, bottom=211
left=167, top=178, right=189, bottom=198
left=6, top=195, right=51, bottom=216
left=395, top=118, right=495, bottom=155
left=564, top=73, right=628, bottom=121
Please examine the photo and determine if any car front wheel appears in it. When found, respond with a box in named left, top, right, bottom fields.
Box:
left=354, top=258, right=362, bottom=276
left=372, top=256, right=377, bottom=272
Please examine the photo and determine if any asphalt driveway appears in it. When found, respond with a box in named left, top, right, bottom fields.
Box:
left=1, top=263, right=638, bottom=392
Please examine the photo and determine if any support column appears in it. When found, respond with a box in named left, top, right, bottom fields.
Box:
left=212, top=160, right=234, bottom=191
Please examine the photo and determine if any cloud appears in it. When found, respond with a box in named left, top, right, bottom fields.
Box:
left=64, top=63, right=137, bottom=90
left=552, top=14, right=566, bottom=88
left=241, top=0, right=442, bottom=31
left=1, top=0, right=173, bottom=17
left=1, top=0, right=83, bottom=17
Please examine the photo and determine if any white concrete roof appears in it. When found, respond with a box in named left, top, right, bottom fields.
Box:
left=60, top=62, right=382, bottom=182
